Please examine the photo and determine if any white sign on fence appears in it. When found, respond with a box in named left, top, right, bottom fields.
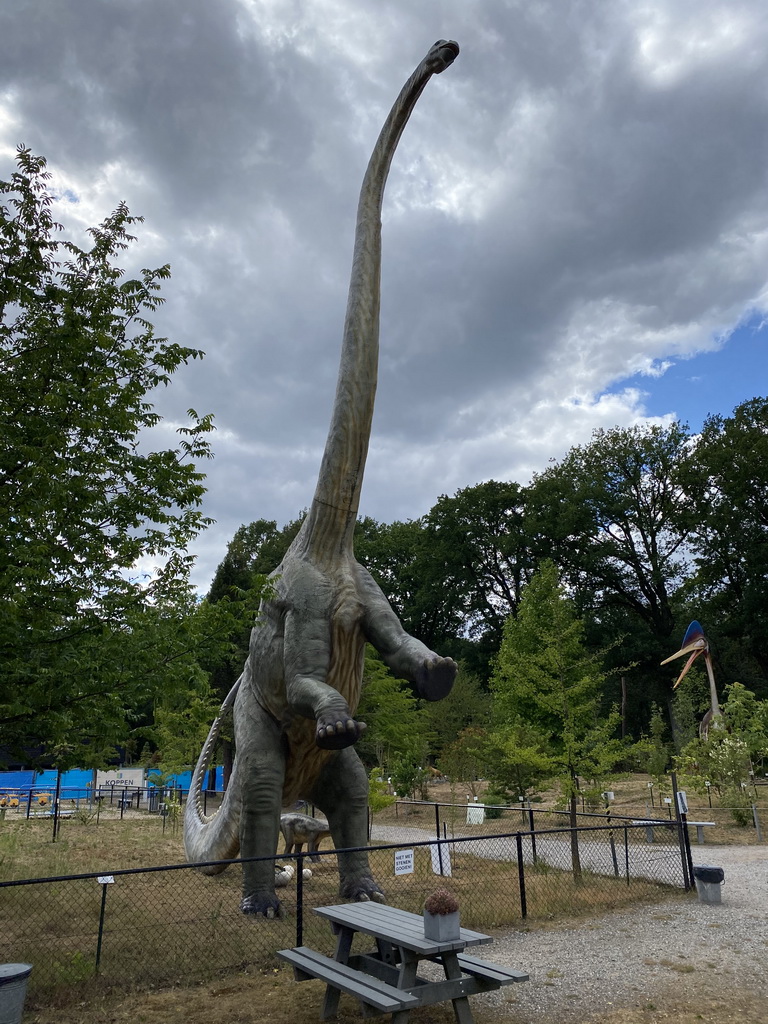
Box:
left=96, top=768, right=145, bottom=790
left=97, top=876, right=115, bottom=885
left=466, top=803, right=485, bottom=825
left=430, top=843, right=452, bottom=877
left=394, top=850, right=414, bottom=876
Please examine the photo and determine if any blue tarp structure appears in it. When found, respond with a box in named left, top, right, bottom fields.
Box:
left=1, top=765, right=224, bottom=798
left=0, top=769, right=95, bottom=799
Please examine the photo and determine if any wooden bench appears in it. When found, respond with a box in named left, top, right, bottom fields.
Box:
left=632, top=819, right=715, bottom=844
left=687, top=821, right=716, bottom=844
left=278, top=946, right=420, bottom=1016
left=454, top=954, right=529, bottom=985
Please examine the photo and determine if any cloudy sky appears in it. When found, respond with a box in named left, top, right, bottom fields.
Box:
left=2, top=0, right=767, bottom=592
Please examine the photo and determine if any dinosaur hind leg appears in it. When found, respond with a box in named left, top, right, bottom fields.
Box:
left=309, top=747, right=385, bottom=903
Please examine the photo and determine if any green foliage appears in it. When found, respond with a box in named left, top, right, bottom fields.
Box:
left=422, top=667, right=491, bottom=753
left=490, top=561, right=624, bottom=798
left=675, top=682, right=768, bottom=825
left=367, top=769, right=396, bottom=814
left=628, top=704, right=671, bottom=779
left=355, top=647, right=431, bottom=768
left=437, top=727, right=490, bottom=798
left=389, top=753, right=429, bottom=800
left=685, top=399, right=768, bottom=688
left=481, top=721, right=554, bottom=801
left=0, top=148, right=215, bottom=765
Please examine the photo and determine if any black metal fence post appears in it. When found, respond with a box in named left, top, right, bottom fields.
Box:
left=624, top=825, right=630, bottom=885
left=95, top=880, right=110, bottom=973
left=515, top=833, right=527, bottom=919
left=670, top=771, right=692, bottom=891
left=296, top=853, right=304, bottom=947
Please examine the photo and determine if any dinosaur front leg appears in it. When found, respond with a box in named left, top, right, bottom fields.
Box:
left=358, top=566, right=458, bottom=700
left=310, top=747, right=385, bottom=903
left=235, top=685, right=287, bottom=917
left=283, top=608, right=367, bottom=749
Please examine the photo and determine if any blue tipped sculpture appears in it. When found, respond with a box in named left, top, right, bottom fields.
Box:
left=661, top=620, right=721, bottom=740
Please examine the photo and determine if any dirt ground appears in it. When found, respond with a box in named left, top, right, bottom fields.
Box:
left=24, top=961, right=767, bottom=1024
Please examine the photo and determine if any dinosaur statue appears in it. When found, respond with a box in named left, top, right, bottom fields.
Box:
left=661, top=620, right=722, bottom=740
left=280, top=811, right=331, bottom=862
left=184, top=39, right=460, bottom=917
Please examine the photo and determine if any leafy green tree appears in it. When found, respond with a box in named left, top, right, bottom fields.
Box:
left=355, top=647, right=432, bottom=769
left=675, top=682, right=768, bottom=824
left=628, top=703, right=671, bottom=779
left=0, top=148, right=214, bottom=765
left=389, top=751, right=430, bottom=800
left=491, top=561, right=624, bottom=878
left=437, top=727, right=489, bottom=799
left=422, top=667, right=491, bottom=757
left=685, top=398, right=768, bottom=691
left=419, top=481, right=535, bottom=670
left=527, top=422, right=695, bottom=724
left=481, top=721, right=554, bottom=802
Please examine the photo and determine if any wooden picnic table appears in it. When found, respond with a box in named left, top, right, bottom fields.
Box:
left=279, top=901, right=528, bottom=1024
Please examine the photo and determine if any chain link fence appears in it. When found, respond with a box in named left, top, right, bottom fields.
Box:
left=0, top=821, right=687, bottom=1004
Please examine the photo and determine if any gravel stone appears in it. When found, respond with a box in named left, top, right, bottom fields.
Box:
left=372, top=825, right=768, bottom=1020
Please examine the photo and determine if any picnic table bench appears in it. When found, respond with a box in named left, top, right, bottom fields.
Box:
left=279, top=902, right=528, bottom=1024
left=632, top=819, right=716, bottom=844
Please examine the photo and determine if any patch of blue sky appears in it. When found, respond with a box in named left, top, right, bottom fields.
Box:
left=604, top=313, right=766, bottom=432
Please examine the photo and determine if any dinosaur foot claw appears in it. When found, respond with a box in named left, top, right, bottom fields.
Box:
left=241, top=894, right=284, bottom=919
left=341, top=877, right=386, bottom=904
left=316, top=716, right=367, bottom=750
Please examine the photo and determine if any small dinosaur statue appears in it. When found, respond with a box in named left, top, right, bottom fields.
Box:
left=184, top=39, right=460, bottom=917
left=280, top=812, right=331, bottom=862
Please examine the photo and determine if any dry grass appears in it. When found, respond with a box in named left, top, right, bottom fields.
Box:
left=382, top=774, right=768, bottom=847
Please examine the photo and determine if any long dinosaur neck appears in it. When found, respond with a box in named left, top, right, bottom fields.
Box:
left=298, top=42, right=458, bottom=562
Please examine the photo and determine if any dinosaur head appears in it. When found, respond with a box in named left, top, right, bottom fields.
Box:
left=424, top=39, right=460, bottom=74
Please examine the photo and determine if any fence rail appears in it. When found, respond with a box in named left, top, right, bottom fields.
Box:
left=0, top=822, right=688, bottom=1003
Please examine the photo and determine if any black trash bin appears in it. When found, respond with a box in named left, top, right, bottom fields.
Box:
left=692, top=864, right=724, bottom=904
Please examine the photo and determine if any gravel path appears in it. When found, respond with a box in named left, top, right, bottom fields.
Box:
left=480, top=845, right=768, bottom=1021
left=371, top=825, right=768, bottom=1021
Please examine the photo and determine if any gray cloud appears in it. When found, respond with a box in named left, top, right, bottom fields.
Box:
left=2, top=0, right=767, bottom=590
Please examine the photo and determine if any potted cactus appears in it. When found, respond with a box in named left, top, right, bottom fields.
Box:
left=423, top=888, right=460, bottom=941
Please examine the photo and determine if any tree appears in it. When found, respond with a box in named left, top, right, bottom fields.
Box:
left=0, top=148, right=215, bottom=765
left=675, top=683, right=768, bottom=825
left=419, top=481, right=535, bottom=670
left=481, top=720, right=554, bottom=802
left=490, top=561, right=624, bottom=878
left=527, top=422, right=695, bottom=725
left=355, top=647, right=432, bottom=769
left=685, top=398, right=768, bottom=691
left=437, top=726, right=491, bottom=799
left=422, top=666, right=491, bottom=757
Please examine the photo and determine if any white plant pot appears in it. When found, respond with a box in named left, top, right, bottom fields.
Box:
left=423, top=910, right=460, bottom=941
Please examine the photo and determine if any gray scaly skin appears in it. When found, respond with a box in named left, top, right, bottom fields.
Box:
left=184, top=39, right=460, bottom=917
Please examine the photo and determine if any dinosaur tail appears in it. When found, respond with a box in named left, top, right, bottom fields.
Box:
left=183, top=676, right=243, bottom=874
